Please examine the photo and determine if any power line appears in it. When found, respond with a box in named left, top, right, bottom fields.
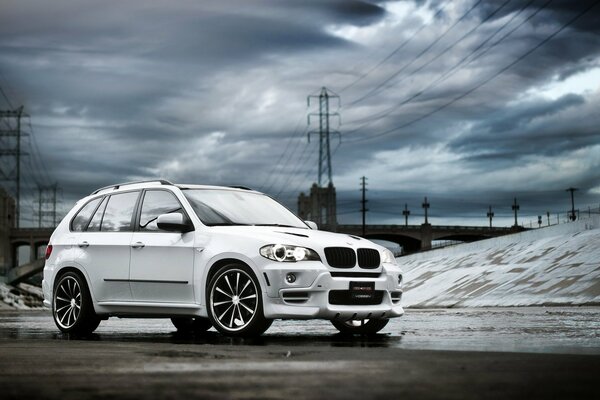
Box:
left=343, top=0, right=543, bottom=132
left=346, top=0, right=485, bottom=107
left=275, top=141, right=341, bottom=200
left=0, top=86, right=14, bottom=109
left=271, top=139, right=314, bottom=197
left=338, top=1, right=450, bottom=93
left=258, top=112, right=307, bottom=192
left=274, top=141, right=320, bottom=199
left=24, top=116, right=52, bottom=183
left=345, top=0, right=598, bottom=144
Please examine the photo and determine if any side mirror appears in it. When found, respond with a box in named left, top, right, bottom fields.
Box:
left=305, top=220, right=318, bottom=230
left=157, top=213, right=193, bottom=233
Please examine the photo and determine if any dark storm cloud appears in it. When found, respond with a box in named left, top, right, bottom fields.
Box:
left=451, top=93, right=588, bottom=156
left=0, top=0, right=598, bottom=225
left=479, top=0, right=600, bottom=34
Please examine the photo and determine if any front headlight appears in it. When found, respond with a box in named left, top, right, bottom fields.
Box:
left=260, top=244, right=321, bottom=262
left=381, top=248, right=397, bottom=265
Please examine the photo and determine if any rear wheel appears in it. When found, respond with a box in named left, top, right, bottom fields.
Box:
left=331, top=318, right=389, bottom=335
left=171, top=317, right=212, bottom=333
left=207, top=264, right=272, bottom=337
left=53, top=271, right=100, bottom=335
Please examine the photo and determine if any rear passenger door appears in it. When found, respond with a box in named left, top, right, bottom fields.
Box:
left=74, top=191, right=140, bottom=302
left=129, top=189, right=195, bottom=303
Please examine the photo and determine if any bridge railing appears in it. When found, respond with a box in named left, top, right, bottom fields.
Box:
left=522, top=206, right=600, bottom=229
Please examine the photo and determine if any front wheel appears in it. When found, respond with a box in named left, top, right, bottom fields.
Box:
left=331, top=318, right=389, bottom=335
left=53, top=271, right=100, bottom=335
left=207, top=264, right=272, bottom=337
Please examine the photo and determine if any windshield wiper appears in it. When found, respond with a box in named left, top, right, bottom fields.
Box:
left=253, top=224, right=303, bottom=228
left=205, top=223, right=253, bottom=227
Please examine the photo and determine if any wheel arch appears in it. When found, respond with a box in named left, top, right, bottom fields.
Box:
left=202, top=255, right=268, bottom=304
left=53, top=264, right=97, bottom=306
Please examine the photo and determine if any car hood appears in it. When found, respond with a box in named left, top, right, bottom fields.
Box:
left=207, top=225, right=383, bottom=252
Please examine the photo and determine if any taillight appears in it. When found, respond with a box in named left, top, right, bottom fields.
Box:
left=45, top=244, right=53, bottom=260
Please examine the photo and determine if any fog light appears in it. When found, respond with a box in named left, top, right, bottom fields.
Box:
left=286, top=273, right=296, bottom=284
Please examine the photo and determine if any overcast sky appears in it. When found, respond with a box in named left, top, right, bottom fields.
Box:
left=0, top=0, right=599, bottom=227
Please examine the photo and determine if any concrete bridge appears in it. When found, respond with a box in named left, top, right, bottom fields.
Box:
left=337, top=224, right=521, bottom=253
left=1, top=227, right=53, bottom=284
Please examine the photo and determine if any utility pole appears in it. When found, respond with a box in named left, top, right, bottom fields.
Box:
left=566, top=187, right=578, bottom=221
left=402, top=203, right=410, bottom=226
left=511, top=198, right=520, bottom=227
left=487, top=205, right=494, bottom=228
left=422, top=197, right=430, bottom=225
left=0, top=106, right=25, bottom=228
left=360, top=176, right=368, bottom=236
left=308, top=87, right=340, bottom=187
left=546, top=211, right=550, bottom=226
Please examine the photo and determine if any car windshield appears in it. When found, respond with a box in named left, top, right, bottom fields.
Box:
left=182, top=189, right=308, bottom=228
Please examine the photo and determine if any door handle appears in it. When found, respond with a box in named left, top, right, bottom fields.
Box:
left=131, top=242, right=145, bottom=249
left=78, top=241, right=89, bottom=248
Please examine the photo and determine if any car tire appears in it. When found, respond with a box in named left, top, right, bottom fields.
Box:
left=52, top=271, right=101, bottom=335
left=331, top=318, right=389, bottom=335
left=206, top=263, right=272, bottom=337
left=171, top=317, right=212, bottom=333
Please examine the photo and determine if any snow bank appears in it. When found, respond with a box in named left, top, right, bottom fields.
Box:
left=0, top=283, right=45, bottom=310
left=401, top=216, right=600, bottom=307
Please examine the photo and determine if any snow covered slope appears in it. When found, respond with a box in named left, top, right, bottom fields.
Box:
left=401, top=216, right=600, bottom=307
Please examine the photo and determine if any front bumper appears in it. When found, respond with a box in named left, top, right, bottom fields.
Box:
left=261, top=264, right=404, bottom=320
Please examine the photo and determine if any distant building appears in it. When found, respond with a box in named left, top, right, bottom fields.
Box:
left=297, top=183, right=337, bottom=232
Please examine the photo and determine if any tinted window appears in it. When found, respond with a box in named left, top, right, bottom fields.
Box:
left=71, top=197, right=102, bottom=232
left=87, top=196, right=108, bottom=232
left=139, top=190, right=183, bottom=231
left=100, top=192, right=139, bottom=232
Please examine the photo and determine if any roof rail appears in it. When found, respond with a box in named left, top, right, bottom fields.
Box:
left=228, top=185, right=253, bottom=190
left=91, top=179, right=174, bottom=195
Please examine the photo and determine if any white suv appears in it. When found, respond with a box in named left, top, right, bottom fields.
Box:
left=43, top=180, right=404, bottom=337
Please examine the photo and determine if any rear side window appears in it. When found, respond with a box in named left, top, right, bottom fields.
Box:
left=139, top=190, right=183, bottom=231
left=71, top=197, right=102, bottom=232
left=87, top=197, right=108, bottom=232
left=100, top=191, right=140, bottom=232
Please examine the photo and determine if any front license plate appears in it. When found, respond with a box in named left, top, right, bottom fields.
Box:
left=350, top=281, right=375, bottom=300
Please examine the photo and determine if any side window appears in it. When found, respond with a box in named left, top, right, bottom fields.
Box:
left=100, top=191, right=140, bottom=232
left=139, top=190, right=183, bottom=231
left=87, top=197, right=108, bottom=232
left=71, top=197, right=102, bottom=232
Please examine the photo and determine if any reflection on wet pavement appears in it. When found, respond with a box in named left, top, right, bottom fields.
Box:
left=1, top=307, right=599, bottom=354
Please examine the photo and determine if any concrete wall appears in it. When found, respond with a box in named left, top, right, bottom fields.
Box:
left=400, top=215, right=600, bottom=307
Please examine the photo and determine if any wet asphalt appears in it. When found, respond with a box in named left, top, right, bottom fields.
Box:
left=0, top=307, right=599, bottom=399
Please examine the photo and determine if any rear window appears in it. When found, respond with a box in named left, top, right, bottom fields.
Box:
left=70, top=197, right=102, bottom=232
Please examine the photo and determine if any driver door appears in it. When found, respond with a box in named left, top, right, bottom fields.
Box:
left=129, top=189, right=195, bottom=303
